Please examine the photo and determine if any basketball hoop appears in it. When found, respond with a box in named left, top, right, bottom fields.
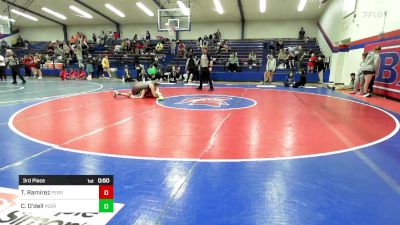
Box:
left=157, top=8, right=190, bottom=31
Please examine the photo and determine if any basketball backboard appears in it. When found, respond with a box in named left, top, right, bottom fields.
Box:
left=158, top=8, right=190, bottom=31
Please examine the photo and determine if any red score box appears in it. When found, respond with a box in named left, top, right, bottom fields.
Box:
left=99, top=185, right=114, bottom=199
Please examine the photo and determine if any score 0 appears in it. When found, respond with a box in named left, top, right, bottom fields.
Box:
left=99, top=185, right=114, bottom=213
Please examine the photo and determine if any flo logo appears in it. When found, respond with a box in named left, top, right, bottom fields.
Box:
left=0, top=187, right=124, bottom=225
left=157, top=94, right=257, bottom=110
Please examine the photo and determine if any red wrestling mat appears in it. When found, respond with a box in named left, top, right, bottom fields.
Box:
left=10, top=88, right=398, bottom=161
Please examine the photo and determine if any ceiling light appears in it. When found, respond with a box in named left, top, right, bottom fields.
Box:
left=105, top=3, right=125, bottom=17
left=69, top=5, right=93, bottom=19
left=298, top=0, right=307, bottom=12
left=41, top=7, right=67, bottom=20
left=0, top=15, right=15, bottom=23
left=136, top=2, right=154, bottom=17
left=260, top=0, right=266, bottom=13
left=177, top=1, right=190, bottom=16
left=10, top=9, right=38, bottom=21
left=213, top=0, right=224, bottom=14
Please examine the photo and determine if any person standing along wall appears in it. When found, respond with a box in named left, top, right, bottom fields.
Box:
left=0, top=53, right=6, bottom=81
left=102, top=55, right=112, bottom=79
left=264, top=53, right=276, bottom=84
left=360, top=47, right=381, bottom=97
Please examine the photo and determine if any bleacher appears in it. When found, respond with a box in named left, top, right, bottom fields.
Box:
left=6, top=37, right=329, bottom=82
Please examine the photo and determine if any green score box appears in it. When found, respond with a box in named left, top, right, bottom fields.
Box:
left=99, top=199, right=114, bottom=212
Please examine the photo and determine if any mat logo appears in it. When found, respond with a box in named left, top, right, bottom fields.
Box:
left=157, top=94, right=257, bottom=110
left=0, top=187, right=124, bottom=225
left=177, top=97, right=231, bottom=107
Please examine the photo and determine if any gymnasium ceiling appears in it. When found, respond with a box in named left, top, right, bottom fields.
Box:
left=0, top=0, right=327, bottom=27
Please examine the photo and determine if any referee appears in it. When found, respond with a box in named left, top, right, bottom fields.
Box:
left=196, top=47, right=214, bottom=91
left=6, top=49, right=26, bottom=84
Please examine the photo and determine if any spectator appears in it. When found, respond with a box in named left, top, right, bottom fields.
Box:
left=23, top=55, right=33, bottom=78
left=276, top=39, right=284, bottom=50
left=268, top=41, right=275, bottom=53
left=113, top=31, right=119, bottom=40
left=145, top=31, right=151, bottom=40
left=147, top=64, right=159, bottom=81
left=316, top=56, right=325, bottom=83
left=168, top=25, right=176, bottom=43
left=0, top=52, right=5, bottom=81
left=75, top=44, right=83, bottom=68
left=100, top=30, right=106, bottom=46
left=264, top=53, right=276, bottom=84
left=170, top=39, right=176, bottom=55
left=287, top=49, right=295, bottom=70
left=95, top=56, right=103, bottom=78
left=277, top=49, right=288, bottom=68
left=134, top=41, right=144, bottom=54
left=33, top=54, right=43, bottom=79
left=307, top=52, right=317, bottom=73
left=217, top=40, right=228, bottom=54
left=208, top=34, right=213, bottom=40
left=60, top=66, right=68, bottom=80
left=299, top=27, right=305, bottom=40
left=69, top=69, right=76, bottom=80
left=47, top=41, right=55, bottom=53
left=228, top=53, right=239, bottom=72
left=123, top=65, right=133, bottom=82
left=186, top=45, right=193, bottom=58
left=284, top=70, right=296, bottom=87
left=293, top=70, right=307, bottom=88
left=295, top=46, right=305, bottom=70
left=197, top=37, right=203, bottom=50
left=361, top=46, right=381, bottom=97
left=69, top=35, right=77, bottom=44
left=202, top=38, right=209, bottom=48
left=135, top=62, right=146, bottom=81
left=167, top=65, right=180, bottom=82
left=54, top=45, right=64, bottom=58
left=16, top=35, right=24, bottom=47
left=248, top=50, right=257, bottom=68
left=133, top=34, right=139, bottom=42
left=0, top=39, right=8, bottom=49
left=102, top=55, right=112, bottom=78
left=92, top=33, right=97, bottom=43
left=106, top=30, right=113, bottom=46
left=144, top=40, right=153, bottom=54
left=350, top=53, right=368, bottom=95
left=350, top=73, right=356, bottom=88
left=216, top=29, right=221, bottom=40
left=80, top=36, right=89, bottom=57
left=324, top=55, right=330, bottom=69
left=77, top=67, right=86, bottom=80
left=155, top=42, right=164, bottom=53
left=86, top=55, right=94, bottom=80
left=185, top=55, right=197, bottom=83
left=124, top=38, right=131, bottom=51
left=178, top=41, right=186, bottom=58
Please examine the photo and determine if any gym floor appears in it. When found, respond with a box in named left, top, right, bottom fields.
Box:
left=1, top=78, right=400, bottom=225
